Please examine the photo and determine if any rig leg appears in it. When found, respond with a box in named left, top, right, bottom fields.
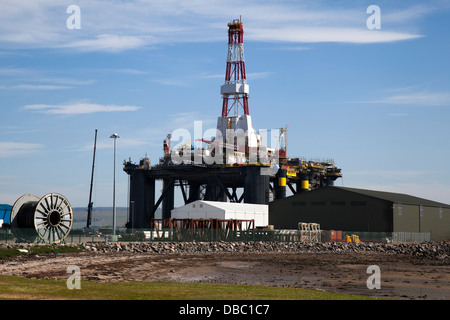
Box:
left=275, top=168, right=287, bottom=200
left=162, top=178, right=175, bottom=219
left=128, top=171, right=155, bottom=229
left=244, top=166, right=269, bottom=204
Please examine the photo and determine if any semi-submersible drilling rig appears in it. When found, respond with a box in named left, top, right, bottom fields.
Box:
left=123, top=18, right=342, bottom=229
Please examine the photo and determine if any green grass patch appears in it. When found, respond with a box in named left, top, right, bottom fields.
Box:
left=0, top=275, right=381, bottom=300
left=0, top=248, right=28, bottom=259
left=28, top=244, right=83, bottom=255
left=0, top=245, right=83, bottom=259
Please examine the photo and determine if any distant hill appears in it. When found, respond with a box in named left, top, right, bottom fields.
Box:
left=72, top=207, right=162, bottom=230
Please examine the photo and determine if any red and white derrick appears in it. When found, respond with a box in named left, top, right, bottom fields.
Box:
left=221, top=18, right=249, bottom=117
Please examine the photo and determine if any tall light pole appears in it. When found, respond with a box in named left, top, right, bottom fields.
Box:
left=110, top=133, right=120, bottom=238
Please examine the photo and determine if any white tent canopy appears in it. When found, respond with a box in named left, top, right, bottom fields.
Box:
left=171, top=200, right=268, bottom=229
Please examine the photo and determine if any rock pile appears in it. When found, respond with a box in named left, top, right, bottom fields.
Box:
left=80, top=240, right=450, bottom=261
left=1, top=241, right=449, bottom=261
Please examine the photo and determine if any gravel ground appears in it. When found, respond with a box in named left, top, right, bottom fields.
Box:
left=0, top=241, right=449, bottom=300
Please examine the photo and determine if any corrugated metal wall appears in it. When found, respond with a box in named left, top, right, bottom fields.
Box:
left=393, top=203, right=450, bottom=241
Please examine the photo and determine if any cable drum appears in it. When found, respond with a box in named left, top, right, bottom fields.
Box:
left=11, top=193, right=74, bottom=244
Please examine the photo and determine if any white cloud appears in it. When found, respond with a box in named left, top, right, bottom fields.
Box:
left=387, top=113, right=408, bottom=117
left=0, top=84, right=73, bottom=90
left=365, top=91, right=450, bottom=106
left=0, top=141, right=43, bottom=158
left=61, top=34, right=154, bottom=52
left=0, top=67, right=96, bottom=90
left=200, top=73, right=223, bottom=79
left=153, top=78, right=187, bottom=87
left=78, top=137, right=150, bottom=152
left=111, top=69, right=148, bottom=75
left=154, top=71, right=272, bottom=87
left=0, top=67, right=32, bottom=76
left=247, top=27, right=421, bottom=44
left=168, top=111, right=215, bottom=129
left=247, top=72, right=272, bottom=80
left=381, top=4, right=437, bottom=24
left=37, top=78, right=96, bottom=86
left=274, top=46, right=312, bottom=51
left=0, top=0, right=435, bottom=52
left=23, top=103, right=141, bottom=115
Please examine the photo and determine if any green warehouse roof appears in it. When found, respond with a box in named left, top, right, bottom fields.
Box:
left=330, top=187, right=450, bottom=208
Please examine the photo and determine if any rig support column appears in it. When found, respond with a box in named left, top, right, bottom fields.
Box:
left=323, top=176, right=335, bottom=187
left=204, top=177, right=227, bottom=202
left=275, top=168, right=287, bottom=200
left=296, top=173, right=310, bottom=193
left=244, top=166, right=269, bottom=204
left=188, top=183, right=201, bottom=203
left=205, top=185, right=227, bottom=202
left=128, top=171, right=155, bottom=229
left=162, top=178, right=175, bottom=219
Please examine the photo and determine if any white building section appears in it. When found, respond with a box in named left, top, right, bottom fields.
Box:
left=221, top=83, right=249, bottom=95
left=171, top=200, right=268, bottom=229
left=216, top=114, right=261, bottom=149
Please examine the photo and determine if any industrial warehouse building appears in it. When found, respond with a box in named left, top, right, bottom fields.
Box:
left=171, top=200, right=268, bottom=230
left=269, top=186, right=450, bottom=241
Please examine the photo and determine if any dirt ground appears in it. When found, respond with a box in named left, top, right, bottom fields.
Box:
left=0, top=250, right=449, bottom=300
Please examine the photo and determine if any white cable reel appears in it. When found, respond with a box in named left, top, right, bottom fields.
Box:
left=10, top=193, right=73, bottom=244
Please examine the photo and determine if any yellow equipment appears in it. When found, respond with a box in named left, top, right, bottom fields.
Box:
left=346, top=234, right=361, bottom=242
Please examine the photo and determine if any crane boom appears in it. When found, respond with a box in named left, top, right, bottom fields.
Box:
left=86, top=129, right=97, bottom=229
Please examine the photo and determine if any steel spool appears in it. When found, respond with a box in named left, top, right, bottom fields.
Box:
left=10, top=193, right=73, bottom=244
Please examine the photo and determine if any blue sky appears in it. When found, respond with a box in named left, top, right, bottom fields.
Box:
left=1, top=0, right=450, bottom=214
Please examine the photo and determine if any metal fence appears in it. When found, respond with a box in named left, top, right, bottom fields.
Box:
left=0, top=228, right=110, bottom=244
left=335, top=231, right=431, bottom=243
left=0, top=228, right=433, bottom=244
left=391, top=232, right=431, bottom=243
left=0, top=228, right=304, bottom=243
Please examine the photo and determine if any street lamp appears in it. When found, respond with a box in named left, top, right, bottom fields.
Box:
left=110, top=133, right=120, bottom=239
